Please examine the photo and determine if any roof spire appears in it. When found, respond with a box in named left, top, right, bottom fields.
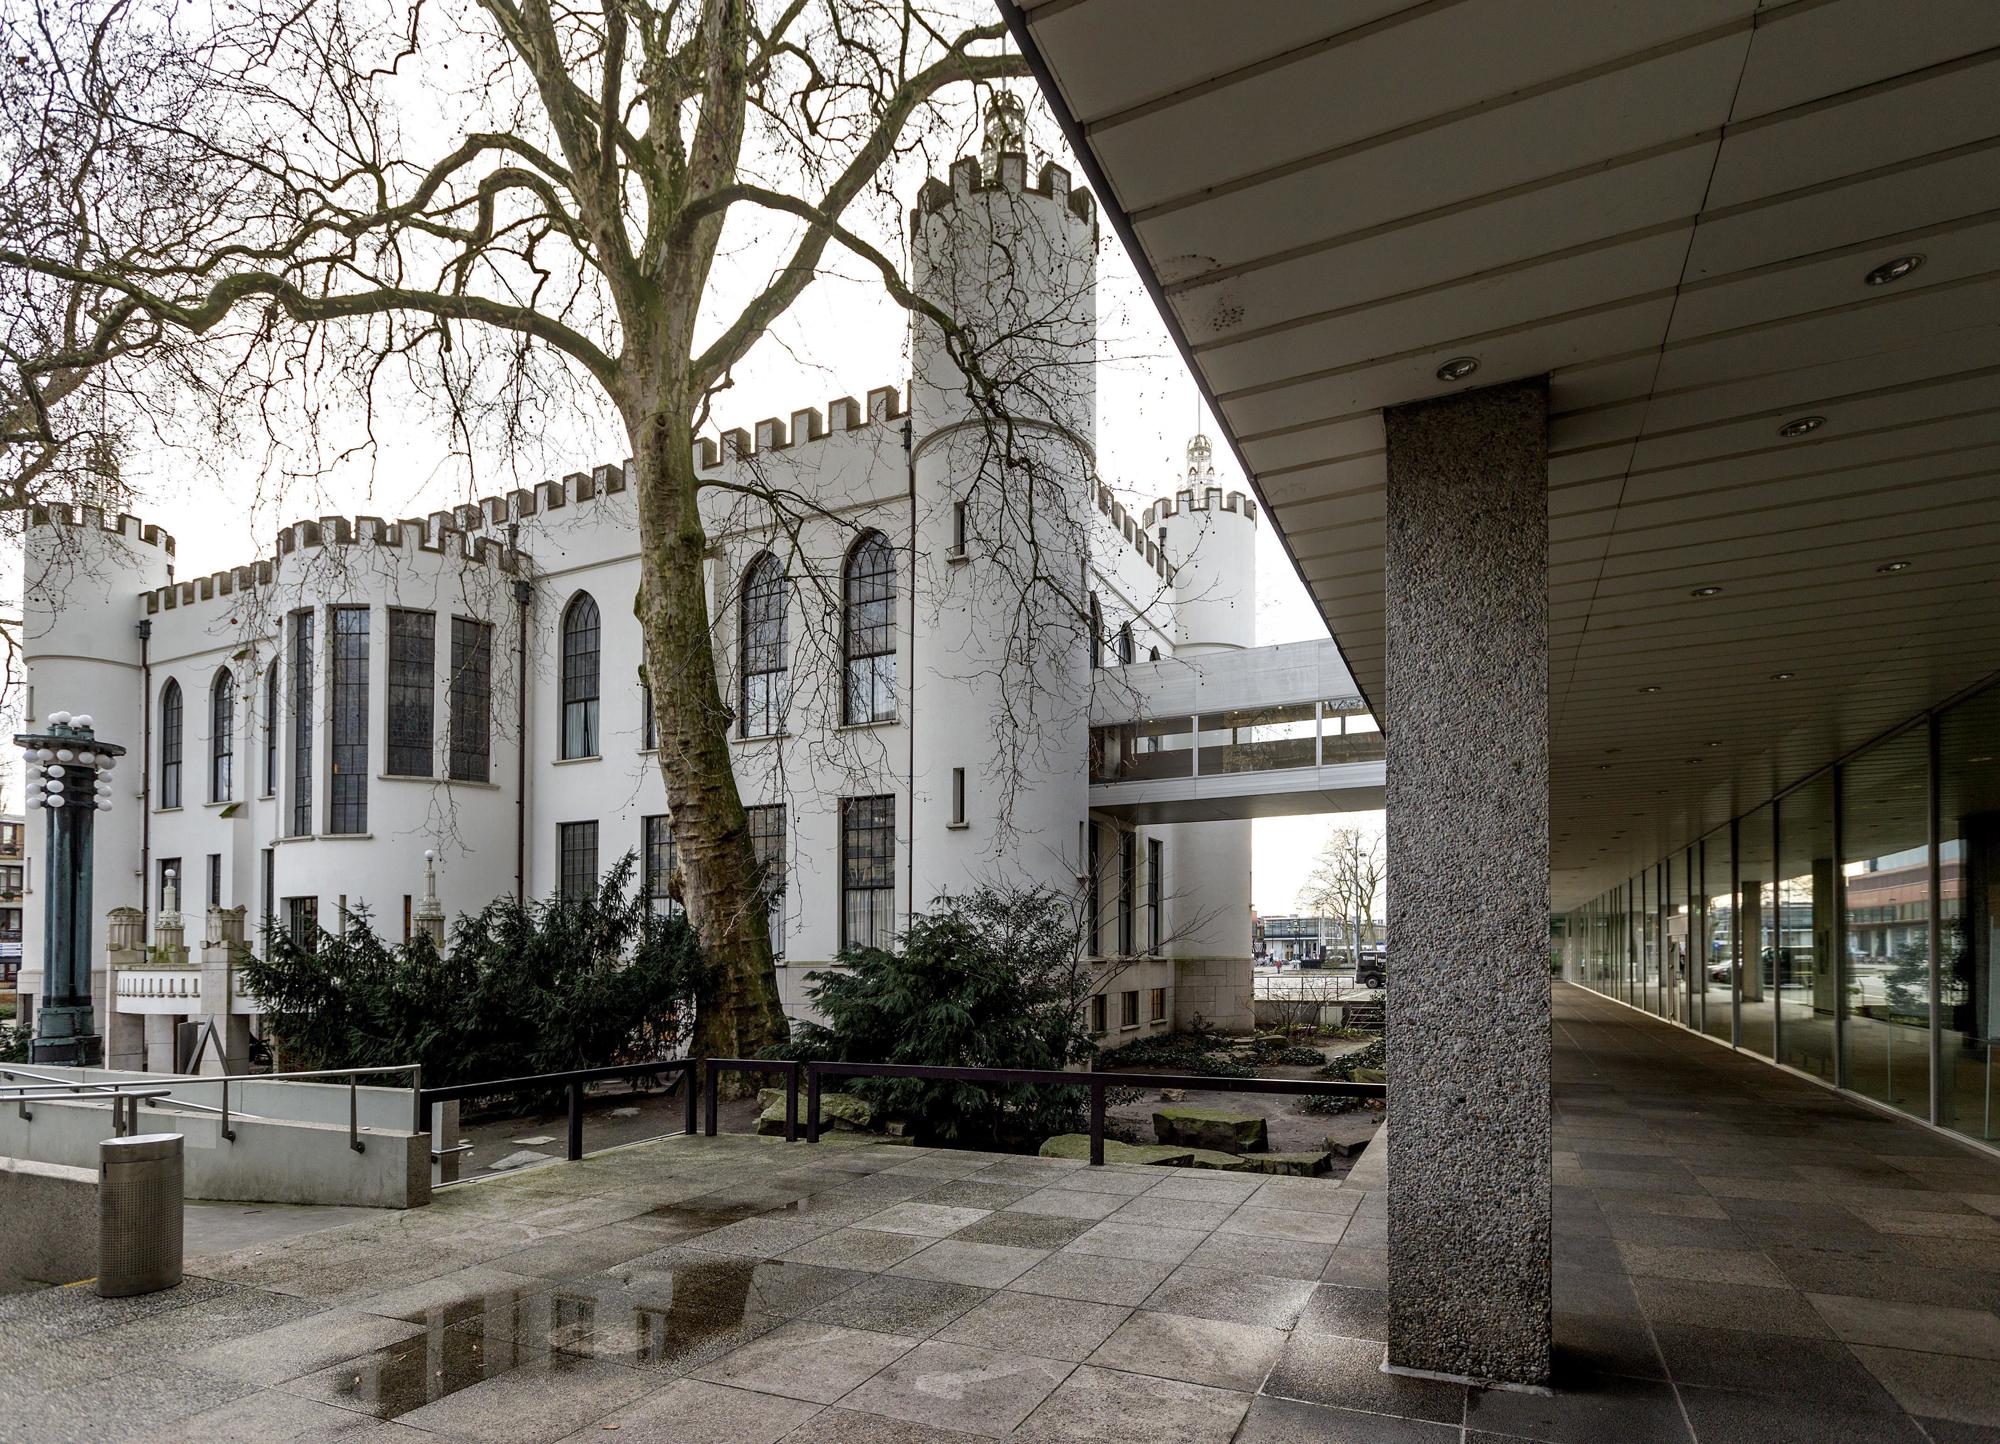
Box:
left=980, top=91, right=1028, bottom=179
left=1186, top=433, right=1216, bottom=480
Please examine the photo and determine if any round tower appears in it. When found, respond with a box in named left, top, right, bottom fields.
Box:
left=907, top=95, right=1100, bottom=904
left=20, top=505, right=175, bottom=1017
left=1150, top=437, right=1260, bottom=1030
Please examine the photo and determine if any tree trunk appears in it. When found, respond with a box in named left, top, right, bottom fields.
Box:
left=628, top=398, right=788, bottom=1067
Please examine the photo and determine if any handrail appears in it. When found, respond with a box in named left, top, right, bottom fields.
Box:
left=705, top=1058, right=798, bottom=1141
left=417, top=1058, right=697, bottom=1166
left=0, top=1084, right=173, bottom=1136
left=803, top=1059, right=1385, bottom=1164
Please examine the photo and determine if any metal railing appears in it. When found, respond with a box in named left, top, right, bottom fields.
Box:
left=417, top=1059, right=698, bottom=1166
left=798, top=1060, right=1384, bottom=1164
left=705, top=1058, right=800, bottom=1141
left=0, top=1080, right=174, bottom=1136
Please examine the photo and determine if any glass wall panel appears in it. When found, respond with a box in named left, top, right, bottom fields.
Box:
left=1778, top=775, right=1837, bottom=1084
left=1700, top=826, right=1735, bottom=1046
left=1841, top=724, right=1932, bottom=1120
left=1940, top=684, right=2000, bottom=1144
left=1637, top=868, right=1653, bottom=1014
left=1664, top=851, right=1687, bottom=1023
left=1740, top=803, right=1777, bottom=1061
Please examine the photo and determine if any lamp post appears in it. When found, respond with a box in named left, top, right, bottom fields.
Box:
left=16, top=710, right=125, bottom=1065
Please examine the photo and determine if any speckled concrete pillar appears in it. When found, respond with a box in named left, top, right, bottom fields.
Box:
left=1383, top=378, right=1550, bottom=1386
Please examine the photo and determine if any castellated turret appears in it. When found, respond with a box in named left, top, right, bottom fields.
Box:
left=907, top=94, right=1100, bottom=901
left=1149, top=435, right=1258, bottom=655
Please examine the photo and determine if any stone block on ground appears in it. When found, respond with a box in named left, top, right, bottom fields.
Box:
left=1153, top=1106, right=1269, bottom=1155
left=759, top=1089, right=874, bottom=1136
left=1240, top=1150, right=1333, bottom=1177
left=1178, top=1147, right=1256, bottom=1172
left=1038, top=1135, right=1195, bottom=1166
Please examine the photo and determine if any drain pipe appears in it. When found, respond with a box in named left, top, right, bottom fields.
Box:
left=511, top=534, right=532, bottom=901
left=138, top=617, right=153, bottom=927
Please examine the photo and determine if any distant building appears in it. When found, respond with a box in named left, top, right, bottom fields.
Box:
left=0, top=814, right=22, bottom=991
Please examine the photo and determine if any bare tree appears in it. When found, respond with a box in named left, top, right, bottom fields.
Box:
left=0, top=0, right=1067, bottom=1060
left=1299, top=827, right=1386, bottom=970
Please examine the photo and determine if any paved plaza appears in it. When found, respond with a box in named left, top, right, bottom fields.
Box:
left=4, top=985, right=1999, bottom=1442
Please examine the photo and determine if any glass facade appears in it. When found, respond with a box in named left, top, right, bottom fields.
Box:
left=1563, top=676, right=2000, bottom=1149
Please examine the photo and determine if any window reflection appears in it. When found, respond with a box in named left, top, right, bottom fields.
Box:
left=1941, top=685, right=2000, bottom=1144
left=1777, top=775, right=1837, bottom=1083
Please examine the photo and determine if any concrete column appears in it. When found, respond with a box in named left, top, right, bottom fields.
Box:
left=1383, top=378, right=1550, bottom=1386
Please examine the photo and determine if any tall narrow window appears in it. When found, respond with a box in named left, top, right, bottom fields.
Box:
left=842, top=532, right=896, bottom=724
left=263, top=661, right=280, bottom=795
left=640, top=676, right=657, bottom=751
left=950, top=767, right=967, bottom=827
left=1086, top=822, right=1101, bottom=955
left=290, top=611, right=314, bottom=836
left=747, top=804, right=786, bottom=960
left=157, top=857, right=182, bottom=914
left=740, top=552, right=788, bottom=737
left=558, top=821, right=599, bottom=900
left=1117, top=623, right=1135, bottom=666
left=1118, top=829, right=1137, bottom=956
left=158, top=679, right=183, bottom=809
left=1148, top=837, right=1164, bottom=954
left=1088, top=593, right=1103, bottom=672
left=261, top=848, right=274, bottom=939
left=209, top=669, right=235, bottom=802
left=560, top=593, right=601, bottom=758
left=840, top=795, right=895, bottom=950
left=328, top=606, right=369, bottom=834
left=642, top=815, right=681, bottom=917
left=386, top=608, right=435, bottom=777
left=951, top=499, right=968, bottom=555
left=206, top=853, right=222, bottom=908
left=448, top=617, right=492, bottom=782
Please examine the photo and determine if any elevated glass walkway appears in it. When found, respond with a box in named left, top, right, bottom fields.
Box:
left=1088, top=638, right=1384, bottom=823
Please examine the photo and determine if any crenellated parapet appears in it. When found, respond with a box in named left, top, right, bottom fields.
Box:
left=912, top=153, right=1097, bottom=236
left=1094, top=482, right=1177, bottom=584
left=1141, top=488, right=1260, bottom=530
left=692, top=385, right=905, bottom=470
left=29, top=501, right=176, bottom=555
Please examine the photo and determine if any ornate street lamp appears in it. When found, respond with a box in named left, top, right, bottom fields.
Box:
left=16, top=710, right=125, bottom=1065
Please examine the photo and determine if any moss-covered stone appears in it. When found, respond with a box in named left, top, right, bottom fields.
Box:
left=1153, top=1106, right=1269, bottom=1154
left=1038, top=1134, right=1195, bottom=1166
left=1178, top=1147, right=1256, bottom=1171
left=757, top=1089, right=874, bottom=1136
left=1240, top=1150, right=1333, bottom=1177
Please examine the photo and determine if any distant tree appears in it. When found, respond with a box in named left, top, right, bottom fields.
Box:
left=1299, top=827, right=1386, bottom=967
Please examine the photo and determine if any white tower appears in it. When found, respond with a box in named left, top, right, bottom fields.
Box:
left=906, top=96, right=1099, bottom=906
left=1148, top=437, right=1259, bottom=1029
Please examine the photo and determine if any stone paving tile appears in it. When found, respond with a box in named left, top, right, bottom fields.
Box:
left=841, top=1339, right=1074, bottom=1437
left=1106, top=1194, right=1236, bottom=1231
left=691, top=1319, right=917, bottom=1403
left=1144, top=1171, right=1263, bottom=1204
left=1613, top=1242, right=1789, bottom=1288
left=2, top=1364, right=266, bottom=1444
left=1008, top=1252, right=1180, bottom=1307
left=1062, top=1220, right=1206, bottom=1265
left=1184, top=1230, right=1333, bottom=1281
left=1807, top=1292, right=2000, bottom=1358
left=889, top=1237, right=1047, bottom=1288
left=1262, top=1331, right=1465, bottom=1425
left=854, top=1201, right=992, bottom=1237
left=1011, top=1363, right=1250, bottom=1444
left=935, top=1291, right=1132, bottom=1362
left=1051, top=1167, right=1159, bottom=1197
left=1141, top=1263, right=1317, bottom=1330
left=391, top=1353, right=654, bottom=1442
left=1006, top=1187, right=1128, bottom=1221
left=780, top=1406, right=990, bottom=1442
left=803, top=1272, right=989, bottom=1336
left=1675, top=1383, right=1928, bottom=1443
left=1852, top=1344, right=2000, bottom=1428
left=1293, top=1283, right=1386, bottom=1343
left=679, top=1214, right=842, bottom=1257
left=152, top=1388, right=434, bottom=1444
left=1464, top=1364, right=1688, bottom=1443
left=1236, top=1394, right=1462, bottom=1443
left=1651, top=1321, right=1900, bottom=1404
left=774, top=1224, right=935, bottom=1272
left=1218, top=1204, right=1353, bottom=1245
left=953, top=1210, right=1096, bottom=1250
left=1086, top=1309, right=1285, bottom=1391
left=549, top=1377, right=817, bottom=1444
left=916, top=1178, right=1040, bottom=1211
left=184, top=1306, right=430, bottom=1385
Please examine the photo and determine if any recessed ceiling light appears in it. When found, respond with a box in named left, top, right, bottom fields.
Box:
left=1435, top=355, right=1479, bottom=382
left=1598, top=764, right=1613, bottom=771
left=1706, top=740, right=1721, bottom=747
left=1864, top=253, right=1924, bottom=287
left=1639, top=685, right=1662, bottom=693
left=1876, top=560, right=1911, bottom=573
left=1771, top=671, right=1796, bottom=681
left=1778, top=415, right=1825, bottom=438
left=1690, top=585, right=1723, bottom=597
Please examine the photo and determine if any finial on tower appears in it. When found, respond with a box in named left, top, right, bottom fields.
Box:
left=980, top=91, right=1028, bottom=179
left=413, top=848, right=446, bottom=945
left=1186, top=433, right=1216, bottom=480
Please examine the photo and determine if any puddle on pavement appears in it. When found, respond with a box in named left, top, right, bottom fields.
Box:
left=640, top=1202, right=764, bottom=1230
left=320, top=1318, right=542, bottom=1419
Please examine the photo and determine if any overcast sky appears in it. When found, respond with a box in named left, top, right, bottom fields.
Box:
left=30, top=81, right=1381, bottom=917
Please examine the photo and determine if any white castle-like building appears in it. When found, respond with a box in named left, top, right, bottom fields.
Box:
left=17, top=108, right=1263, bottom=1069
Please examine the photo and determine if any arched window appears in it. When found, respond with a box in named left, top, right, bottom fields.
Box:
left=740, top=552, right=788, bottom=737
left=842, top=532, right=896, bottom=725
left=159, top=678, right=183, bottom=809
left=560, top=592, right=601, bottom=759
left=1117, top=623, right=1135, bottom=666
left=1088, top=593, right=1104, bottom=672
left=210, top=669, right=236, bottom=803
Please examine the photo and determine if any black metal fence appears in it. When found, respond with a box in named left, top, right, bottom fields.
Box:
left=417, top=1059, right=697, bottom=1164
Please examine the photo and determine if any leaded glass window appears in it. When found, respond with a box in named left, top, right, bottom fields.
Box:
left=448, top=617, right=492, bottom=782
left=740, top=552, right=787, bottom=737
left=842, top=533, right=895, bottom=725
left=327, top=607, right=369, bottom=834
left=561, top=593, right=601, bottom=758
left=747, top=803, right=786, bottom=960
left=263, top=661, right=280, bottom=795
left=209, top=669, right=235, bottom=802
left=642, top=814, right=680, bottom=917
left=840, top=795, right=894, bottom=950
left=158, top=678, right=183, bottom=809
left=290, top=613, right=315, bottom=835
left=386, top=608, right=435, bottom=776
left=559, top=821, right=598, bottom=900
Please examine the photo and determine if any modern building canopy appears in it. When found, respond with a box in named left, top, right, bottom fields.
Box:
left=1004, top=0, right=2000, bottom=913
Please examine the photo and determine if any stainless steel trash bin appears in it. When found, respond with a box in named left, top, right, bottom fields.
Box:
left=98, top=1132, right=184, bottom=1297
